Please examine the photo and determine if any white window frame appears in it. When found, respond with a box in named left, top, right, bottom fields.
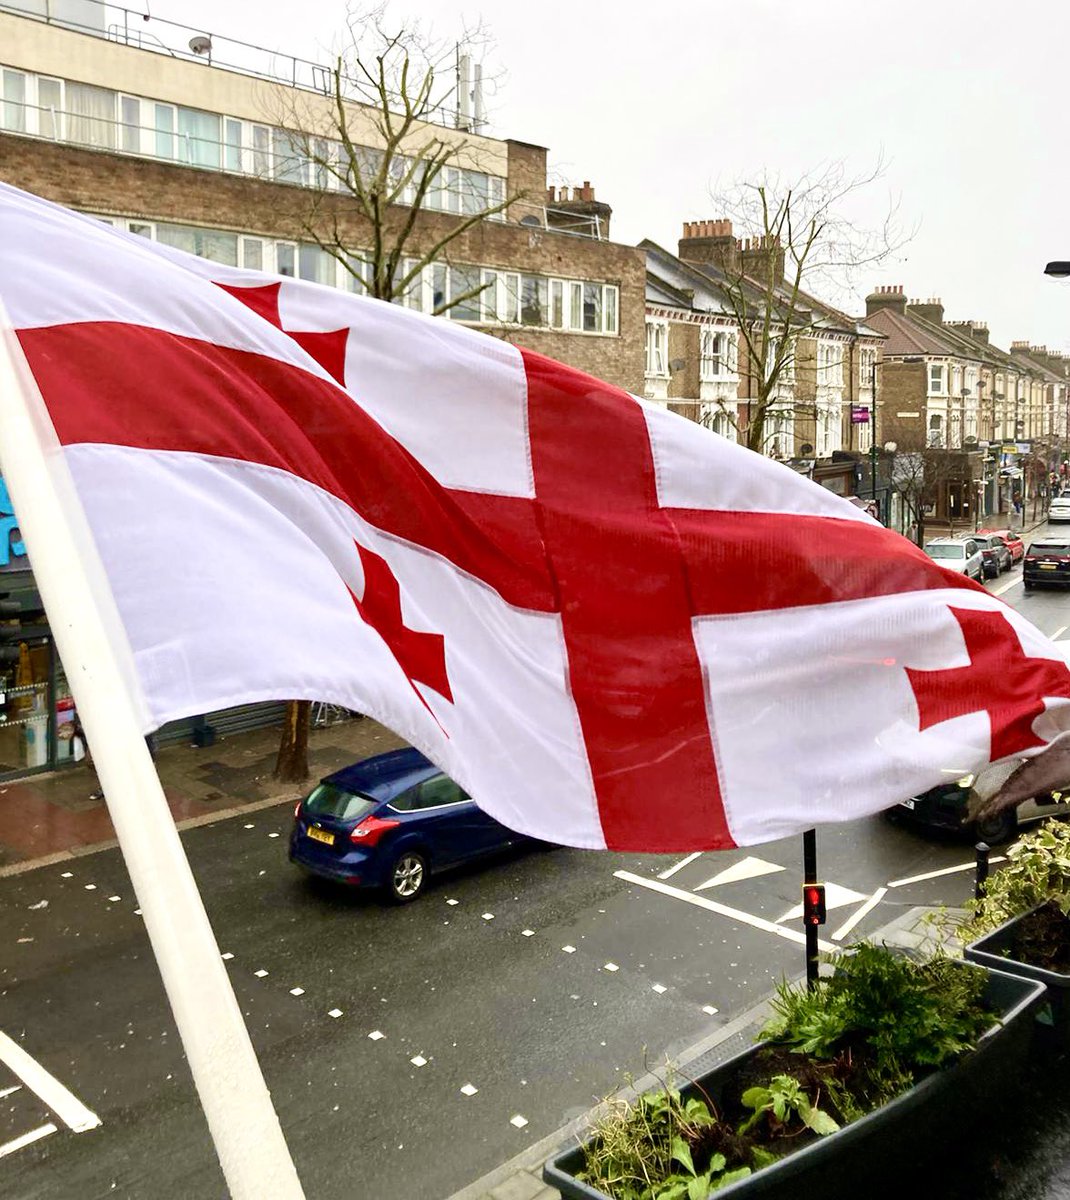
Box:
left=645, top=320, right=669, bottom=378
left=928, top=363, right=947, bottom=396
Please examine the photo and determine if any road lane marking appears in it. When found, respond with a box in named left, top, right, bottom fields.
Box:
left=993, top=576, right=1022, bottom=596
left=1051, top=625, right=1068, bottom=641
left=614, top=870, right=836, bottom=951
left=695, top=856, right=784, bottom=891
left=831, top=887, right=889, bottom=941
left=887, top=858, right=1005, bottom=888
left=657, top=851, right=701, bottom=879
left=0, top=1085, right=21, bottom=1099
left=0, top=1123, right=58, bottom=1159
left=0, top=1031, right=100, bottom=1132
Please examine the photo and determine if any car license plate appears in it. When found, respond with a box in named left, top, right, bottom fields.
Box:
left=306, top=826, right=335, bottom=846
left=1041, top=563, right=1058, bottom=570
left=899, top=798, right=916, bottom=810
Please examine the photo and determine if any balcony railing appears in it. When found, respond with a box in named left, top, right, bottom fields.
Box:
left=1, top=0, right=466, bottom=130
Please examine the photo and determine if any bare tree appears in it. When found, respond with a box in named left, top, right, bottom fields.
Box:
left=263, top=3, right=522, bottom=314
left=892, top=450, right=974, bottom=547
left=701, top=162, right=911, bottom=454
left=266, top=5, right=523, bottom=782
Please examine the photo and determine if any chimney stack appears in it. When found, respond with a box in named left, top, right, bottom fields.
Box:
left=678, top=219, right=739, bottom=272
left=865, top=284, right=907, bottom=317
left=907, top=296, right=944, bottom=326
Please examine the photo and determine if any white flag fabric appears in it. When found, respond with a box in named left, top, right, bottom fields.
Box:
left=3, top=181, right=1069, bottom=850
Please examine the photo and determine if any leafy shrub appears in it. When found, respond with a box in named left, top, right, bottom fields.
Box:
left=963, top=821, right=1070, bottom=937
left=759, top=943, right=992, bottom=1106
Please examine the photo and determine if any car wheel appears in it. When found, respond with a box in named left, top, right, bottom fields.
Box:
left=973, top=809, right=1016, bottom=846
left=386, top=849, right=428, bottom=904
left=1024, top=580, right=1035, bottom=591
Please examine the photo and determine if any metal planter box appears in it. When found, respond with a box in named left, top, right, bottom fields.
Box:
left=543, top=966, right=1044, bottom=1200
left=965, top=903, right=1070, bottom=1046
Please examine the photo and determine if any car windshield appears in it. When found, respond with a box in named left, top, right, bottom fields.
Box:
left=1031, top=544, right=1070, bottom=555
left=926, top=545, right=964, bottom=559
left=304, top=782, right=378, bottom=821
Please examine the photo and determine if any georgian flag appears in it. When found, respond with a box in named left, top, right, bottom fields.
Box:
left=3, top=182, right=1069, bottom=851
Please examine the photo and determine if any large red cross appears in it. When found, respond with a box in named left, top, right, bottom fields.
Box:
left=906, top=607, right=1070, bottom=760
left=24, top=292, right=987, bottom=850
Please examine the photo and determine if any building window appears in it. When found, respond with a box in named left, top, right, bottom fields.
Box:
left=928, top=364, right=946, bottom=395
left=859, top=347, right=876, bottom=389
left=119, top=94, right=141, bottom=153
left=224, top=118, right=243, bottom=173
left=178, top=106, right=220, bottom=169
left=520, top=275, right=548, bottom=327
left=448, top=265, right=483, bottom=322
left=646, top=321, right=668, bottom=378
left=1, top=69, right=26, bottom=133
left=37, top=76, right=62, bottom=139
left=582, top=282, right=603, bottom=332
left=928, top=412, right=944, bottom=447
left=68, top=81, right=115, bottom=149
left=154, top=102, right=175, bottom=159
left=700, top=329, right=723, bottom=380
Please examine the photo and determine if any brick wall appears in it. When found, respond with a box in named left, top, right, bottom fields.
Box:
left=879, top=362, right=928, bottom=450
left=2, top=134, right=645, bottom=391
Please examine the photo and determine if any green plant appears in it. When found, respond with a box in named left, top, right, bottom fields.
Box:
left=760, top=943, right=992, bottom=1107
left=964, top=821, right=1070, bottom=937
left=578, top=1083, right=751, bottom=1200
left=738, top=1074, right=839, bottom=1137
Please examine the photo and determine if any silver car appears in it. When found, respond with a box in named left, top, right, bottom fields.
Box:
left=923, top=537, right=984, bottom=581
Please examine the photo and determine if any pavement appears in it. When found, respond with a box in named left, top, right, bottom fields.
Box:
left=0, top=715, right=406, bottom=876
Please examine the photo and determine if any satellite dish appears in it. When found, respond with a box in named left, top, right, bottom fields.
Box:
left=800, top=443, right=814, bottom=455
left=519, top=215, right=541, bottom=227
left=188, top=34, right=212, bottom=55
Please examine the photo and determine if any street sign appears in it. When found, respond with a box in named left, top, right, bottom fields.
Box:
left=851, top=405, right=871, bottom=424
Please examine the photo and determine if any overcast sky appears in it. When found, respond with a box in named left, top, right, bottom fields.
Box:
left=149, top=0, right=1070, bottom=352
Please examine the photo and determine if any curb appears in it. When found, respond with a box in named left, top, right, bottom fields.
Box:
left=445, top=905, right=962, bottom=1200
left=0, top=790, right=302, bottom=879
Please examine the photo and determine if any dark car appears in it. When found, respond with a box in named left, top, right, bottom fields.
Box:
left=891, top=772, right=1069, bottom=844
left=1023, top=539, right=1070, bottom=590
left=289, top=748, right=533, bottom=902
left=977, top=528, right=1024, bottom=563
left=974, top=533, right=1012, bottom=578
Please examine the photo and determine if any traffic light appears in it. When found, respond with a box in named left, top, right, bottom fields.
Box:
left=802, top=883, right=827, bottom=926
left=0, top=593, right=47, bottom=666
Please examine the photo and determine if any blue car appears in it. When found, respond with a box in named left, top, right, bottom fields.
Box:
left=289, top=748, right=532, bottom=902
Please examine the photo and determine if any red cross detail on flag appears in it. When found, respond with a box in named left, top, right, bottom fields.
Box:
left=906, top=606, right=1070, bottom=760
left=346, top=540, right=453, bottom=731
left=216, top=282, right=349, bottom=387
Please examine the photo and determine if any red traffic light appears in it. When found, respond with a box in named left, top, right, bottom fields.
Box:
left=803, top=884, right=827, bottom=926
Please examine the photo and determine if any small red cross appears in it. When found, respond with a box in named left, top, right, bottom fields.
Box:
left=906, top=606, right=1070, bottom=760
left=347, top=541, right=453, bottom=729
left=217, top=282, right=349, bottom=386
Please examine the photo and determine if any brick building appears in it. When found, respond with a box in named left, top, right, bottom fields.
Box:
left=643, top=221, right=886, bottom=510
left=0, top=0, right=644, bottom=776
left=862, top=286, right=1068, bottom=525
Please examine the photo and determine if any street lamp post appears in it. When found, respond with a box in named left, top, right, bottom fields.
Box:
left=868, top=361, right=879, bottom=514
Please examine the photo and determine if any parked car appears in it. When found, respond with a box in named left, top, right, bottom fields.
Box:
left=891, top=775, right=1069, bottom=845
left=973, top=533, right=1012, bottom=577
left=923, top=537, right=984, bottom=581
left=977, top=528, right=1024, bottom=563
left=289, top=748, right=535, bottom=902
left=1049, top=496, right=1070, bottom=523
left=1023, top=538, right=1070, bottom=590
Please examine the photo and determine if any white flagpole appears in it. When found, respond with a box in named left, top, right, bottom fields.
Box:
left=0, top=319, right=305, bottom=1198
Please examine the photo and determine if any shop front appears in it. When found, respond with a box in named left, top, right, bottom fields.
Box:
left=0, top=477, right=286, bottom=780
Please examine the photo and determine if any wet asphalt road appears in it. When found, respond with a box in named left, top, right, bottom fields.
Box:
left=0, top=524, right=1068, bottom=1200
